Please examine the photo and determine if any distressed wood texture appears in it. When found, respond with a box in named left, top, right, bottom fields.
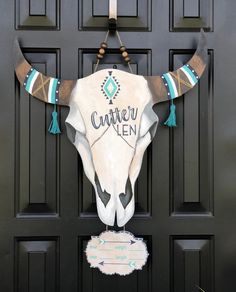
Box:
left=0, top=0, right=236, bottom=291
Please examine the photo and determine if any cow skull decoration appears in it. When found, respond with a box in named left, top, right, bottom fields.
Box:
left=14, top=29, right=207, bottom=275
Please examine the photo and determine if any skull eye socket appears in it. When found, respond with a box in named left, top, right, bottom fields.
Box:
left=94, top=173, right=111, bottom=207
left=119, top=178, right=133, bottom=209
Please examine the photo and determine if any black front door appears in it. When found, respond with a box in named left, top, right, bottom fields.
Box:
left=0, top=0, right=236, bottom=291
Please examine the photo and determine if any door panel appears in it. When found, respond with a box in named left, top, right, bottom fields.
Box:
left=15, top=237, right=60, bottom=292
left=170, top=0, right=213, bottom=32
left=170, top=50, right=214, bottom=215
left=79, top=0, right=151, bottom=31
left=0, top=0, right=236, bottom=292
left=16, top=49, right=60, bottom=218
left=171, top=236, right=214, bottom=292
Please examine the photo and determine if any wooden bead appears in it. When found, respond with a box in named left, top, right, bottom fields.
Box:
left=122, top=51, right=128, bottom=58
left=101, top=42, right=108, bottom=49
left=120, top=46, right=126, bottom=52
left=99, top=48, right=105, bottom=55
left=97, top=54, right=104, bottom=59
left=124, top=57, right=131, bottom=63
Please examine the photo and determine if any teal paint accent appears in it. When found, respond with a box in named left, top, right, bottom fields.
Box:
left=116, top=256, right=127, bottom=260
left=99, top=239, right=106, bottom=245
left=50, top=78, right=58, bottom=104
left=115, top=245, right=127, bottom=251
left=25, top=69, right=37, bottom=92
left=163, top=73, right=176, bottom=99
left=103, top=76, right=118, bottom=99
left=129, top=261, right=136, bottom=268
left=89, top=245, right=97, bottom=249
left=164, top=101, right=177, bottom=127
left=48, top=105, right=61, bottom=134
left=183, top=65, right=198, bottom=84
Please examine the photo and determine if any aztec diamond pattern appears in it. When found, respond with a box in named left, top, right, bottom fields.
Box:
left=101, top=71, right=120, bottom=104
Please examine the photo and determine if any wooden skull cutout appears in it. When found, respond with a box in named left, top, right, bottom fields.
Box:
left=14, top=30, right=207, bottom=227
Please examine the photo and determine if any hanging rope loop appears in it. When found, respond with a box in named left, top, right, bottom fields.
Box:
left=94, top=0, right=133, bottom=74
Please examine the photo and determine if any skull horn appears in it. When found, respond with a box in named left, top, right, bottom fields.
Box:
left=14, top=39, right=76, bottom=106
left=145, top=29, right=208, bottom=104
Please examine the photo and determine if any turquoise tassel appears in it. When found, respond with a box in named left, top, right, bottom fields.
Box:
left=48, top=105, right=61, bottom=134
left=164, top=100, right=177, bottom=127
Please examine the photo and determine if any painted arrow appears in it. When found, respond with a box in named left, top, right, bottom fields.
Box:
left=99, top=239, right=136, bottom=245
left=99, top=261, right=136, bottom=268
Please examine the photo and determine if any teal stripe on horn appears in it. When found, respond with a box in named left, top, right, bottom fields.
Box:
left=48, top=78, right=59, bottom=104
left=51, top=79, right=58, bottom=104
left=182, top=65, right=198, bottom=84
left=163, top=73, right=177, bottom=99
left=25, top=69, right=37, bottom=92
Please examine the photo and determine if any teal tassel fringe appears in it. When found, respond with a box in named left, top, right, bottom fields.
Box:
left=164, top=100, right=177, bottom=127
left=48, top=106, right=61, bottom=134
